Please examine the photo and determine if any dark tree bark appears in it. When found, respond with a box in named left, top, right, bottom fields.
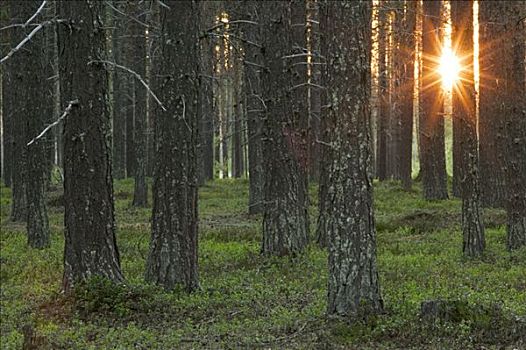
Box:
left=145, top=0, right=200, bottom=292
left=260, top=1, right=309, bottom=256
left=499, top=2, right=526, bottom=250
left=131, top=2, right=148, bottom=207
left=1, top=2, right=13, bottom=188
left=198, top=1, right=216, bottom=185
left=8, top=2, right=28, bottom=221
left=478, top=2, right=507, bottom=208
left=12, top=1, right=51, bottom=248
left=50, top=0, right=62, bottom=171
left=42, top=3, right=56, bottom=187
left=419, top=0, right=448, bottom=200
left=397, top=0, right=416, bottom=190
left=146, top=0, right=160, bottom=179
left=307, top=0, right=321, bottom=182
left=452, top=0, right=485, bottom=257
left=315, top=0, right=329, bottom=247
left=324, top=0, right=383, bottom=318
left=244, top=1, right=264, bottom=215
left=58, top=0, right=124, bottom=290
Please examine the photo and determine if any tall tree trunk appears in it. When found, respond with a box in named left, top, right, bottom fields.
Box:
left=315, top=0, right=329, bottom=247
left=8, top=2, right=28, bottom=221
left=42, top=3, right=56, bottom=187
left=478, top=2, right=507, bottom=208
left=1, top=2, right=13, bottom=188
left=50, top=0, right=62, bottom=170
left=146, top=0, right=160, bottom=179
left=244, top=1, right=264, bottom=215
left=398, top=0, right=416, bottom=190
left=419, top=0, right=448, bottom=200
left=324, top=0, right=383, bottom=318
left=452, top=0, right=485, bottom=257
left=261, top=1, right=309, bottom=255
left=16, top=1, right=51, bottom=248
left=145, top=0, right=200, bottom=292
left=131, top=2, right=148, bottom=207
left=58, top=0, right=124, bottom=290
left=500, top=1, right=526, bottom=250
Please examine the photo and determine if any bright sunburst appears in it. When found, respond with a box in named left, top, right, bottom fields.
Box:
left=438, top=47, right=461, bottom=90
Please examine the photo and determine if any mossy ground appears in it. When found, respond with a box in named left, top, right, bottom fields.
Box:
left=0, top=179, right=525, bottom=349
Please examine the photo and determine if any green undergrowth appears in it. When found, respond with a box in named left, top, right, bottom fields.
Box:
left=0, top=179, right=525, bottom=349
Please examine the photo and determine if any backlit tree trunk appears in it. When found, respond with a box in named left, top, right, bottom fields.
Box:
left=500, top=1, right=526, bottom=250
left=58, top=0, right=124, bottom=290
left=419, top=0, right=448, bottom=200
left=325, top=0, right=383, bottom=318
left=145, top=0, right=200, bottom=291
left=478, top=2, right=507, bottom=208
left=452, top=0, right=485, bottom=257
left=261, top=1, right=309, bottom=255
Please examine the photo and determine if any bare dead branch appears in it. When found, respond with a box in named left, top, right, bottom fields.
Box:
left=206, top=20, right=258, bottom=33
left=1, top=21, right=48, bottom=65
left=25, top=1, right=47, bottom=27
left=89, top=60, right=166, bottom=111
left=27, top=99, right=79, bottom=147
left=105, top=1, right=150, bottom=28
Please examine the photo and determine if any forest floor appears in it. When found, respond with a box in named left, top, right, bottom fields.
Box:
left=1, top=179, right=525, bottom=349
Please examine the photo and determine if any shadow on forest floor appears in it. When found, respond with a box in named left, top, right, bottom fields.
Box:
left=0, top=179, right=525, bottom=349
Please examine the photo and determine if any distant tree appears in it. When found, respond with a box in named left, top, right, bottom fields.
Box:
left=58, top=0, right=124, bottom=289
left=397, top=0, right=416, bottom=190
left=451, top=0, right=485, bottom=257
left=324, top=0, right=383, bottom=318
left=145, top=0, right=200, bottom=291
left=260, top=0, right=309, bottom=255
left=130, top=1, right=148, bottom=207
left=198, top=1, right=216, bottom=185
left=376, top=3, right=388, bottom=181
left=419, top=0, right=448, bottom=200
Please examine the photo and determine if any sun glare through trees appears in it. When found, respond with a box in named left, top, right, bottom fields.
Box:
left=439, top=47, right=461, bottom=89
